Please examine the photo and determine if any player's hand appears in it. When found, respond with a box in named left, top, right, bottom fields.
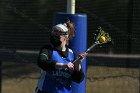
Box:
left=55, top=62, right=74, bottom=70
left=65, top=62, right=74, bottom=70
left=74, top=52, right=87, bottom=67
left=79, top=52, right=87, bottom=62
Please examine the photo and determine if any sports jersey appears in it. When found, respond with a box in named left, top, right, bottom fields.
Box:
left=35, top=45, right=84, bottom=93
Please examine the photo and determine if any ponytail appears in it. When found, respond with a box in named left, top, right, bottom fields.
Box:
left=65, top=20, right=75, bottom=40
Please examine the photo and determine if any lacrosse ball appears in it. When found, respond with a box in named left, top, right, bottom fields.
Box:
left=99, top=36, right=106, bottom=42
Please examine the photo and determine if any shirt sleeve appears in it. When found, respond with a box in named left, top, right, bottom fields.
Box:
left=71, top=69, right=85, bottom=83
left=37, top=45, right=56, bottom=71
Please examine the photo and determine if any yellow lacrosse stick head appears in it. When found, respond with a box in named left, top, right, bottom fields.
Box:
left=96, top=26, right=111, bottom=44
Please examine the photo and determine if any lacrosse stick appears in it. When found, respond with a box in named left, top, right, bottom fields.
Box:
left=73, top=26, right=111, bottom=63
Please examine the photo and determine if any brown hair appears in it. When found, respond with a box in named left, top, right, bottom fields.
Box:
left=65, top=20, right=75, bottom=40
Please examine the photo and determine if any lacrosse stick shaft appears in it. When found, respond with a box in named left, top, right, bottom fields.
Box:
left=72, top=42, right=98, bottom=63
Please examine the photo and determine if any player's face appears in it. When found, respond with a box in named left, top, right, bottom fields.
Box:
left=60, top=34, right=69, bottom=42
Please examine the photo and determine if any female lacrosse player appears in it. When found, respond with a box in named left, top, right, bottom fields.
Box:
left=35, top=20, right=86, bottom=93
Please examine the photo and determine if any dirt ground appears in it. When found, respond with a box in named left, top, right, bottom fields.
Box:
left=2, top=62, right=140, bottom=93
